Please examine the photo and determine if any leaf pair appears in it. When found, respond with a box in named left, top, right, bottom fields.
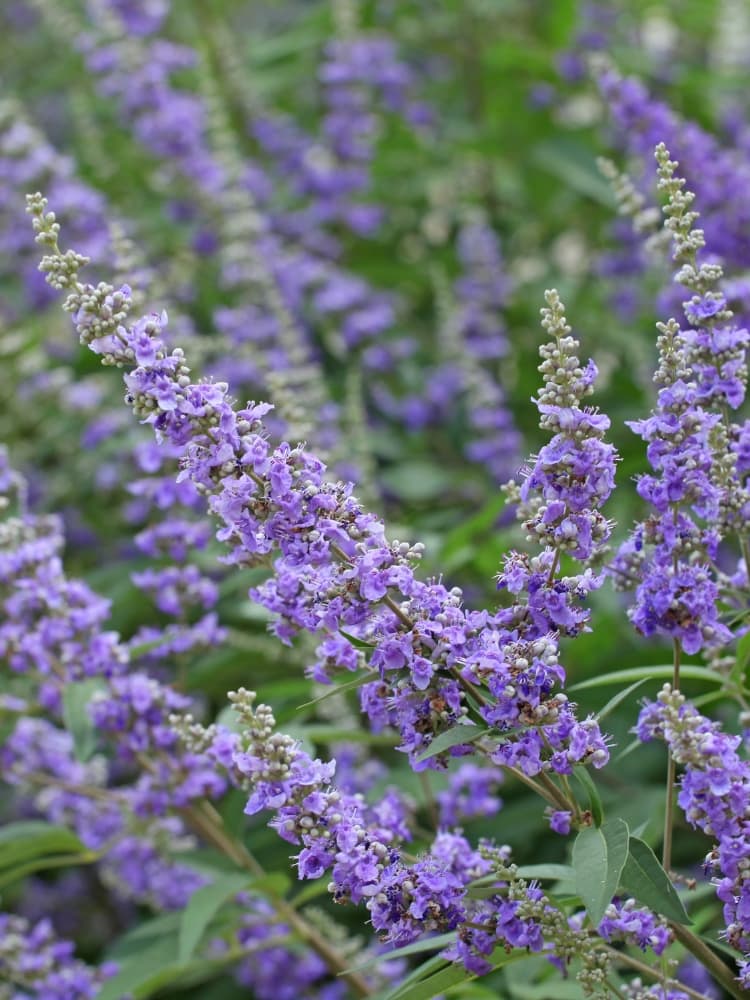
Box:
left=573, top=819, right=689, bottom=927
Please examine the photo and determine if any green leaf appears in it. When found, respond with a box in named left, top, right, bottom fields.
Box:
left=467, top=884, right=512, bottom=900
left=62, top=679, right=104, bottom=761
left=128, top=635, right=170, bottom=660
left=569, top=665, right=723, bottom=691
left=387, top=961, right=466, bottom=1000
left=531, top=138, right=616, bottom=207
left=730, top=630, right=750, bottom=688
left=0, top=821, right=85, bottom=869
left=595, top=678, right=650, bottom=723
left=178, top=873, right=251, bottom=964
left=573, top=818, right=629, bottom=926
left=516, top=864, right=576, bottom=881
left=415, top=724, right=486, bottom=762
left=573, top=767, right=604, bottom=827
left=508, top=981, right=587, bottom=1000
left=0, top=852, right=95, bottom=889
left=619, top=836, right=690, bottom=924
left=97, top=939, right=179, bottom=1000
left=251, top=871, right=292, bottom=896
left=107, top=913, right=182, bottom=960
left=214, top=704, right=243, bottom=734
left=97, top=948, right=227, bottom=1000
left=346, top=932, right=456, bottom=973
left=297, top=668, right=375, bottom=708
left=298, top=725, right=396, bottom=746
left=376, top=955, right=449, bottom=1000
left=441, top=986, right=498, bottom=1000
left=249, top=24, right=324, bottom=65
left=101, top=904, right=249, bottom=999
left=338, top=629, right=377, bottom=651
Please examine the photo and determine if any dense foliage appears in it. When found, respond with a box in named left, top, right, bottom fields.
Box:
left=2, top=1, right=750, bottom=998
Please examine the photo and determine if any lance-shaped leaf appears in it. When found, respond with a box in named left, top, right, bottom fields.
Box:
left=415, top=723, right=487, bottom=762
left=573, top=818, right=629, bottom=926
left=619, top=836, right=690, bottom=924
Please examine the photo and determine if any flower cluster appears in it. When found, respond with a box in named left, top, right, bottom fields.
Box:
left=194, top=688, right=474, bottom=946
left=515, top=288, right=617, bottom=564
left=598, top=64, right=750, bottom=285
left=1, top=714, right=208, bottom=911
left=0, top=98, right=110, bottom=312
left=613, top=147, right=746, bottom=653
left=11, top=5, right=750, bottom=997
left=17, top=87, right=750, bottom=996
left=0, top=913, right=115, bottom=999
left=598, top=898, right=671, bottom=955
left=451, top=221, right=520, bottom=482
left=174, top=687, right=660, bottom=991
left=28, top=196, right=610, bottom=788
left=0, top=454, right=126, bottom=701
left=637, top=685, right=750, bottom=984
left=436, top=761, right=505, bottom=826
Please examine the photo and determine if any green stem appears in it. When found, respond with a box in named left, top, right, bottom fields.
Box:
left=418, top=770, right=440, bottom=830
left=183, top=802, right=372, bottom=997
left=662, top=638, right=681, bottom=873
left=669, top=923, right=746, bottom=1000
left=505, top=766, right=570, bottom=812
left=601, top=944, right=715, bottom=1000
left=604, top=980, right=628, bottom=1000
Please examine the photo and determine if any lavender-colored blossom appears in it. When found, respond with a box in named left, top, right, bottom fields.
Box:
left=0, top=913, right=115, bottom=999
left=638, top=685, right=750, bottom=976
left=614, top=147, right=746, bottom=655
left=548, top=810, right=572, bottom=835
left=598, top=898, right=671, bottom=955
left=598, top=65, right=750, bottom=279
left=436, top=762, right=504, bottom=827
left=30, top=205, right=610, bottom=782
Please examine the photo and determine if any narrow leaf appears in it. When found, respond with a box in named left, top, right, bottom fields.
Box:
left=178, top=873, right=251, bottom=964
left=415, top=724, right=485, bottom=762
left=291, top=876, right=336, bottom=909
left=0, top=821, right=85, bottom=869
left=346, top=932, right=456, bottom=973
left=573, top=767, right=604, bottom=827
left=299, top=725, right=396, bottom=746
left=298, top=669, right=375, bottom=708
left=595, top=678, right=650, bottom=723
left=569, top=665, right=722, bottom=691
left=338, top=629, right=377, bottom=650
left=440, top=492, right=509, bottom=561
left=532, top=138, right=616, bottom=206
left=614, top=737, right=642, bottom=763
left=62, top=679, right=104, bottom=761
left=0, top=852, right=95, bottom=889
left=573, top=818, right=629, bottom=926
left=387, top=961, right=465, bottom=1000
left=377, top=955, right=449, bottom=1000
left=619, top=836, right=690, bottom=924
left=516, top=864, right=576, bottom=881
left=177, top=848, right=242, bottom=878
left=730, top=630, right=750, bottom=688
left=107, top=913, right=182, bottom=960
left=97, top=938, right=179, bottom=1000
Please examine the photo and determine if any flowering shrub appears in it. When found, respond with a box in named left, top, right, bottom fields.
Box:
left=2, top=2, right=750, bottom=999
